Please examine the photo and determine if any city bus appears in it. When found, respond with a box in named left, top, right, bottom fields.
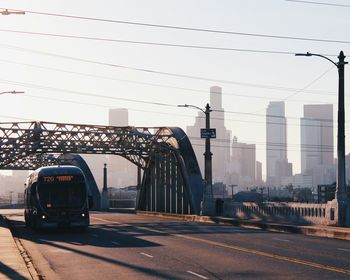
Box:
left=24, top=165, right=92, bottom=229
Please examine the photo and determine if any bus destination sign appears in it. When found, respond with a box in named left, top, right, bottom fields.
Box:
left=42, top=175, right=75, bottom=183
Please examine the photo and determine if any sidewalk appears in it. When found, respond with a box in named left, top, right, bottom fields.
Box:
left=137, top=211, right=350, bottom=241
left=0, top=215, right=32, bottom=280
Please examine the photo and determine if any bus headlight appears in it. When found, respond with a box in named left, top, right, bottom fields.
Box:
left=42, top=215, right=46, bottom=219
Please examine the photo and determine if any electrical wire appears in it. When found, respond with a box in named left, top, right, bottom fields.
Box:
left=0, top=57, right=339, bottom=104
left=0, top=78, right=337, bottom=128
left=2, top=8, right=349, bottom=45
left=0, top=28, right=298, bottom=55
left=285, top=0, right=350, bottom=8
left=0, top=43, right=340, bottom=96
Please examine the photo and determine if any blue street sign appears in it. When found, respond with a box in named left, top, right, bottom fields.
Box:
left=200, top=128, right=216, bottom=139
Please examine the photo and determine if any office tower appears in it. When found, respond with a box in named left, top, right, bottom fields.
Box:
left=109, top=108, right=128, bottom=126
left=107, top=108, right=137, bottom=187
left=186, top=86, right=231, bottom=183
left=256, top=161, right=263, bottom=185
left=301, top=104, right=334, bottom=187
left=231, top=136, right=256, bottom=187
left=266, top=101, right=289, bottom=186
left=301, top=104, right=334, bottom=172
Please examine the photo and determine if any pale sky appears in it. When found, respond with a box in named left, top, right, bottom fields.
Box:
left=1, top=0, right=350, bottom=178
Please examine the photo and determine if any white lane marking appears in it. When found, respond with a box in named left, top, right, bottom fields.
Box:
left=338, top=248, right=350, bottom=252
left=49, top=249, right=72, bottom=254
left=140, top=252, right=153, bottom=258
left=111, top=241, right=120, bottom=246
left=91, top=234, right=99, bottom=238
left=187, top=270, right=208, bottom=279
left=273, top=237, right=290, bottom=242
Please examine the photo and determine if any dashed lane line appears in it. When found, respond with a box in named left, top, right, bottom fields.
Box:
left=91, top=216, right=350, bottom=276
left=140, top=252, right=154, bottom=258
left=187, top=270, right=208, bottom=279
left=273, top=237, right=290, bottom=242
left=338, top=248, right=350, bottom=252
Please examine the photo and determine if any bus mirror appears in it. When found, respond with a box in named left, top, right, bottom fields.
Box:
left=88, top=195, right=94, bottom=209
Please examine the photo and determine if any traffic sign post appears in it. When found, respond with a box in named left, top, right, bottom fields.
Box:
left=200, top=128, right=216, bottom=139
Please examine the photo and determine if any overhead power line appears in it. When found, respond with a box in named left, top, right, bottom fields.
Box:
left=0, top=43, right=340, bottom=95
left=285, top=0, right=350, bottom=8
left=0, top=57, right=338, bottom=102
left=0, top=77, right=337, bottom=128
left=3, top=8, right=350, bottom=45
left=0, top=28, right=297, bottom=55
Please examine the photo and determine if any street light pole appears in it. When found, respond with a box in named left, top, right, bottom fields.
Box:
left=204, top=103, right=213, bottom=192
left=178, top=103, right=214, bottom=213
left=296, top=51, right=348, bottom=225
left=337, top=51, right=347, bottom=202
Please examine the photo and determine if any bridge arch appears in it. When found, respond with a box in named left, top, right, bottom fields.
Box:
left=0, top=121, right=204, bottom=214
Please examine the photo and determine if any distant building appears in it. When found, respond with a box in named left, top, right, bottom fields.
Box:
left=82, top=108, right=137, bottom=189
left=266, top=101, right=292, bottom=186
left=301, top=104, right=333, bottom=173
left=255, top=161, right=263, bottom=185
left=300, top=104, right=334, bottom=188
left=230, top=136, right=256, bottom=188
left=293, top=173, right=313, bottom=188
left=107, top=108, right=137, bottom=188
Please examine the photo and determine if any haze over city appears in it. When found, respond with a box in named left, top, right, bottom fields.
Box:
left=1, top=0, right=350, bottom=182
left=3, top=2, right=350, bottom=279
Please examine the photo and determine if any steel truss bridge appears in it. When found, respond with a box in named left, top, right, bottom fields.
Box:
left=0, top=121, right=203, bottom=214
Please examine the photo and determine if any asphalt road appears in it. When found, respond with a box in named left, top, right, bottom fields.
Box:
left=4, top=210, right=350, bottom=280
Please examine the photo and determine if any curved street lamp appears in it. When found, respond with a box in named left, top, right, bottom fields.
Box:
left=296, top=51, right=348, bottom=225
left=0, top=9, right=25, bottom=15
left=178, top=103, right=213, bottom=212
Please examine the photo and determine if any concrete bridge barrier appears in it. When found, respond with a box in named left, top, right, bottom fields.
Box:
left=222, top=200, right=345, bottom=226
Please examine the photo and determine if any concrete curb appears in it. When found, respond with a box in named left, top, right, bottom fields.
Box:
left=136, top=211, right=350, bottom=241
left=0, top=215, right=36, bottom=280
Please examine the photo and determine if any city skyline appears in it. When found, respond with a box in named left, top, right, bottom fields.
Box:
left=0, top=1, right=349, bottom=180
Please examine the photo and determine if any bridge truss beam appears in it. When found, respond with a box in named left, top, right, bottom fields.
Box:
left=0, top=121, right=203, bottom=214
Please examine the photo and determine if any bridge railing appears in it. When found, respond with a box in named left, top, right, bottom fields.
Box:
left=109, top=199, right=136, bottom=209
left=222, top=201, right=340, bottom=226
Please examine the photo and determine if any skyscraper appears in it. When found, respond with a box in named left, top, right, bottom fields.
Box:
left=186, top=86, right=231, bottom=183
left=266, top=101, right=289, bottom=186
left=301, top=104, right=334, bottom=173
left=230, top=136, right=256, bottom=187
left=107, top=108, right=137, bottom=187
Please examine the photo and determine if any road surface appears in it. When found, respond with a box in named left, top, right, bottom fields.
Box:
left=3, top=210, right=350, bottom=280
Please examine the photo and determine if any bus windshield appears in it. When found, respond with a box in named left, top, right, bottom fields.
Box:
left=38, top=182, right=86, bottom=209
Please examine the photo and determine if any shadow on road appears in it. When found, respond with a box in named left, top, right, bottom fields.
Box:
left=0, top=262, right=27, bottom=280
left=5, top=215, right=190, bottom=280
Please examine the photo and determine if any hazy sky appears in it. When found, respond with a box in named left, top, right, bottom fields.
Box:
left=0, top=0, right=350, bottom=178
